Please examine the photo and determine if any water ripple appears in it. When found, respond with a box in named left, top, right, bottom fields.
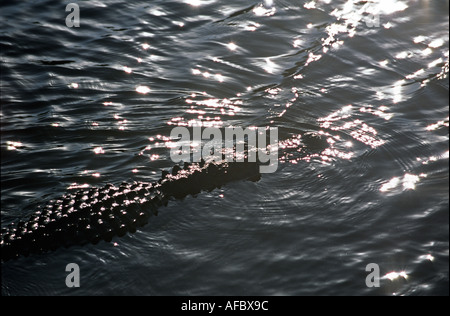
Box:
left=1, top=0, right=448, bottom=296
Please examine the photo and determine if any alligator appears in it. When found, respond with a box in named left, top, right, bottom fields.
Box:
left=1, top=132, right=328, bottom=262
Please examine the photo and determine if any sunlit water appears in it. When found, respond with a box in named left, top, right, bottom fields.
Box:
left=1, top=0, right=448, bottom=295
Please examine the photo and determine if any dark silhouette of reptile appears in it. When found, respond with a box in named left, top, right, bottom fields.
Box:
left=1, top=132, right=327, bottom=262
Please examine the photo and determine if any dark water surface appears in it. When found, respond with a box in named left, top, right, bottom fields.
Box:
left=1, top=0, right=448, bottom=295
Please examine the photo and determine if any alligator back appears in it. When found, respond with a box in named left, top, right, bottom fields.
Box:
left=1, top=160, right=261, bottom=262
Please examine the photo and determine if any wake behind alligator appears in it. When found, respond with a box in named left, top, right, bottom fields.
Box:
left=1, top=132, right=327, bottom=262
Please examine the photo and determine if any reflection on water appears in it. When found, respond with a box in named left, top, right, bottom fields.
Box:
left=380, top=173, right=426, bottom=193
left=1, top=0, right=448, bottom=296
